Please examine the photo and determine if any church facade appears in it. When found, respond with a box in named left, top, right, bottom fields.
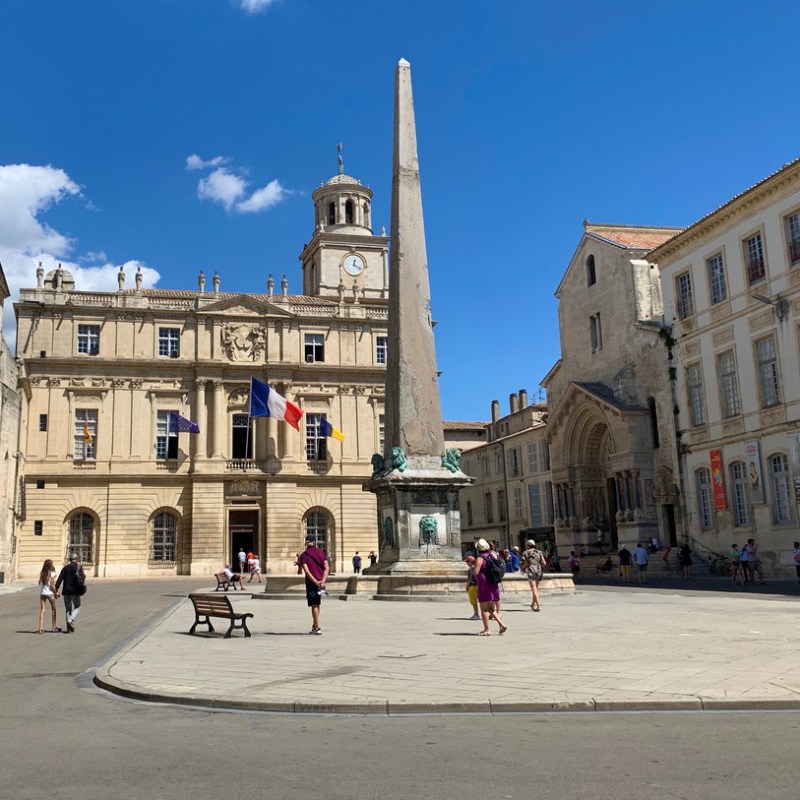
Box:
left=13, top=168, right=390, bottom=579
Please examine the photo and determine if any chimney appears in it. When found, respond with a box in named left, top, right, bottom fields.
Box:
left=491, top=400, right=500, bottom=423
left=519, top=389, right=528, bottom=408
left=509, top=393, right=519, bottom=414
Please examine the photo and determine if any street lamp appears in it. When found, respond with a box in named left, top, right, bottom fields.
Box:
left=752, top=293, right=789, bottom=321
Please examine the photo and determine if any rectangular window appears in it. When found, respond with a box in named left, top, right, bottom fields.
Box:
left=756, top=336, right=780, bottom=408
left=231, top=413, right=253, bottom=459
left=540, top=440, right=550, bottom=471
left=696, top=469, right=713, bottom=531
left=484, top=492, right=493, bottom=524
left=481, top=455, right=490, bottom=478
left=156, top=410, right=179, bottom=460
left=378, top=414, right=385, bottom=452
left=513, top=486, right=523, bottom=520
left=495, top=449, right=503, bottom=475
left=770, top=454, right=793, bottom=523
left=466, top=500, right=473, bottom=527
left=510, top=448, right=520, bottom=477
left=527, top=441, right=538, bottom=475
left=305, top=413, right=327, bottom=461
left=528, top=483, right=543, bottom=526
left=36, top=480, right=45, bottom=489
left=158, top=327, right=181, bottom=357
left=785, top=211, right=800, bottom=265
left=304, top=333, right=325, bottom=363
left=730, top=462, right=749, bottom=527
left=707, top=253, right=727, bottom=304
left=686, top=364, right=706, bottom=426
left=497, top=490, right=506, bottom=522
left=376, top=336, right=388, bottom=365
left=589, top=314, right=602, bottom=352
left=676, top=272, right=694, bottom=318
left=717, top=351, right=741, bottom=418
left=34, top=520, right=43, bottom=536
left=73, top=409, right=97, bottom=460
left=77, top=324, right=100, bottom=355
left=744, top=232, right=765, bottom=283
left=39, top=414, right=48, bottom=432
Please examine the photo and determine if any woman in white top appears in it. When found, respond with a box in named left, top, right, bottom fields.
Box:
left=248, top=555, right=262, bottom=583
left=37, top=559, right=60, bottom=633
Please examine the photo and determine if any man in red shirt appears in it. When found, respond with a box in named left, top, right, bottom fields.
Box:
left=297, top=537, right=330, bottom=634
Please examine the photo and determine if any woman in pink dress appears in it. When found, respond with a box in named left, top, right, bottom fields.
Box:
left=472, top=539, right=507, bottom=637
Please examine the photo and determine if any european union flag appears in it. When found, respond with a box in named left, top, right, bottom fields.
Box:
left=168, top=412, right=200, bottom=434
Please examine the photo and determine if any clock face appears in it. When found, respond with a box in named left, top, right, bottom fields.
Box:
left=343, top=255, right=365, bottom=276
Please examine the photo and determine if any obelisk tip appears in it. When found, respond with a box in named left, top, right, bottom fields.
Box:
left=397, top=57, right=410, bottom=67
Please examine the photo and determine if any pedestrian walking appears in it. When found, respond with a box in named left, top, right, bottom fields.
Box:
left=678, top=542, right=693, bottom=578
left=464, top=556, right=479, bottom=619
left=521, top=539, right=545, bottom=612
left=37, top=559, right=60, bottom=634
left=549, top=550, right=561, bottom=573
left=661, top=546, right=672, bottom=573
left=740, top=541, right=751, bottom=584
left=368, top=550, right=377, bottom=568
left=248, top=554, right=262, bottom=583
left=746, top=539, right=765, bottom=585
left=729, top=544, right=743, bottom=586
left=632, top=542, right=649, bottom=583
left=298, top=537, right=329, bottom=634
left=55, top=553, right=85, bottom=633
left=793, top=541, right=800, bottom=583
left=568, top=551, right=581, bottom=582
left=618, top=544, right=632, bottom=583
left=352, top=552, right=362, bottom=574
left=237, top=548, right=247, bottom=575
left=472, top=539, right=507, bottom=636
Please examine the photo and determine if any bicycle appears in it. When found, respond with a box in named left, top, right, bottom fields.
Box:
left=708, top=555, right=731, bottom=576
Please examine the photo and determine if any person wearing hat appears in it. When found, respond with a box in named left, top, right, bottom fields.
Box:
left=464, top=556, right=479, bottom=620
left=521, top=539, right=546, bottom=611
left=297, top=536, right=329, bottom=634
left=55, top=553, right=85, bottom=633
left=471, top=539, right=507, bottom=636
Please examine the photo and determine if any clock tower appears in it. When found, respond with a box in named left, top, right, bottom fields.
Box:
left=299, top=154, right=389, bottom=300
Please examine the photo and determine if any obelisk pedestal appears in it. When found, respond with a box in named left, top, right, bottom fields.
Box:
left=363, top=59, right=473, bottom=595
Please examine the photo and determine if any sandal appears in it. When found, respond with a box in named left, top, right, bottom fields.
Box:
left=533, top=603, right=541, bottom=612
left=477, top=630, right=491, bottom=636
left=37, top=630, right=44, bottom=634
left=498, top=624, right=508, bottom=635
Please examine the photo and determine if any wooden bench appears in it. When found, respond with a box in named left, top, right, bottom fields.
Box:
left=214, top=571, right=240, bottom=591
left=189, top=593, right=254, bottom=638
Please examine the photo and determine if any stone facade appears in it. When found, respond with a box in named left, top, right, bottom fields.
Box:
left=0, top=261, right=21, bottom=583
left=459, top=394, right=552, bottom=552
left=13, top=170, right=391, bottom=579
left=543, top=223, right=684, bottom=554
left=652, top=156, right=800, bottom=576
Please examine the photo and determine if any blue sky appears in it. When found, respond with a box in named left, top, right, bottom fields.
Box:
left=1, top=0, right=798, bottom=421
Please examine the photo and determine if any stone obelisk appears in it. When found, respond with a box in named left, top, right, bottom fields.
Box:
left=364, top=59, right=473, bottom=590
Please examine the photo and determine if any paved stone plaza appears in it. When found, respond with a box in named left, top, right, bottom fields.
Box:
left=95, top=581, right=800, bottom=714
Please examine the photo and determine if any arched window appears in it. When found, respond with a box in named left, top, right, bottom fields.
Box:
left=586, top=254, right=596, bottom=286
left=68, top=512, right=94, bottom=564
left=729, top=462, right=749, bottom=527
left=769, top=454, right=793, bottom=523
left=304, top=508, right=329, bottom=549
left=648, top=397, right=660, bottom=448
left=695, top=468, right=713, bottom=530
left=328, top=202, right=336, bottom=225
left=345, top=199, right=354, bottom=224
left=363, top=203, right=370, bottom=228
left=151, top=510, right=178, bottom=562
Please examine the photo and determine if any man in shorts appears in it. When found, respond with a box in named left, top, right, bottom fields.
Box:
left=632, top=542, right=649, bottom=583
left=298, top=537, right=329, bottom=634
left=618, top=544, right=632, bottom=583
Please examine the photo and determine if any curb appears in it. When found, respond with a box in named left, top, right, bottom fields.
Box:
left=90, top=670, right=800, bottom=715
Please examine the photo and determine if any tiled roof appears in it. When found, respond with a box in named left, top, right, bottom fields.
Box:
left=573, top=381, right=643, bottom=412
left=442, top=420, right=489, bottom=430
left=585, top=223, right=682, bottom=251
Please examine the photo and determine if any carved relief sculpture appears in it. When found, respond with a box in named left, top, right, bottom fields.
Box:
left=221, top=323, right=266, bottom=361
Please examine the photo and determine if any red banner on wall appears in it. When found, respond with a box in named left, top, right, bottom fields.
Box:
left=710, top=449, right=726, bottom=510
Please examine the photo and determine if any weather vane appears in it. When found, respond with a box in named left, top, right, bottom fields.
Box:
left=337, top=142, right=344, bottom=175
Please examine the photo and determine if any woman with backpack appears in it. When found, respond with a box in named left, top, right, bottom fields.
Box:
left=472, top=539, right=507, bottom=637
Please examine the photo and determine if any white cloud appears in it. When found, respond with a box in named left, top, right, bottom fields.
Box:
left=236, top=179, right=287, bottom=213
left=0, top=163, right=160, bottom=348
left=197, top=168, right=247, bottom=211
left=235, top=0, right=282, bottom=14
left=186, top=153, right=229, bottom=171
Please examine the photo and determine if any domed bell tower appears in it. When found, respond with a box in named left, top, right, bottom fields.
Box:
left=299, top=145, right=389, bottom=300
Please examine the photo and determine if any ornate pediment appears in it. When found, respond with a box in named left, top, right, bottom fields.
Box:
left=198, top=294, right=294, bottom=318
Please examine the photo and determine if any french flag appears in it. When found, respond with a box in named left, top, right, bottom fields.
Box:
left=248, top=377, right=303, bottom=431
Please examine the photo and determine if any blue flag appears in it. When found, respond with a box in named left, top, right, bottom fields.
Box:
left=168, top=411, right=200, bottom=434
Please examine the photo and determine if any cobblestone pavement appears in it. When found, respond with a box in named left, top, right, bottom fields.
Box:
left=95, top=583, right=800, bottom=714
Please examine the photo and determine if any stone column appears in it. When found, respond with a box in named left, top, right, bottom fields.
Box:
left=212, top=380, right=224, bottom=458
left=195, top=380, right=207, bottom=460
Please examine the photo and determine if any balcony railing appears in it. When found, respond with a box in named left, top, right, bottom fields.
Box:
left=225, top=459, right=269, bottom=472
left=746, top=257, right=765, bottom=283
left=73, top=460, right=97, bottom=470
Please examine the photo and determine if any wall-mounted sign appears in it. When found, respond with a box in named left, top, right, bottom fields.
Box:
left=745, top=440, right=764, bottom=505
left=710, top=449, right=726, bottom=510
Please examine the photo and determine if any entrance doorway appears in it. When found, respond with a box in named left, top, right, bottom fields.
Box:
left=229, top=509, right=258, bottom=568
left=662, top=504, right=677, bottom=547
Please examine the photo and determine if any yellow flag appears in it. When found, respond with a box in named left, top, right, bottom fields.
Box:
left=83, top=420, right=93, bottom=443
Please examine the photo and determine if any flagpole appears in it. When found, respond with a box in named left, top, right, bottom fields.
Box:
left=244, top=377, right=253, bottom=470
